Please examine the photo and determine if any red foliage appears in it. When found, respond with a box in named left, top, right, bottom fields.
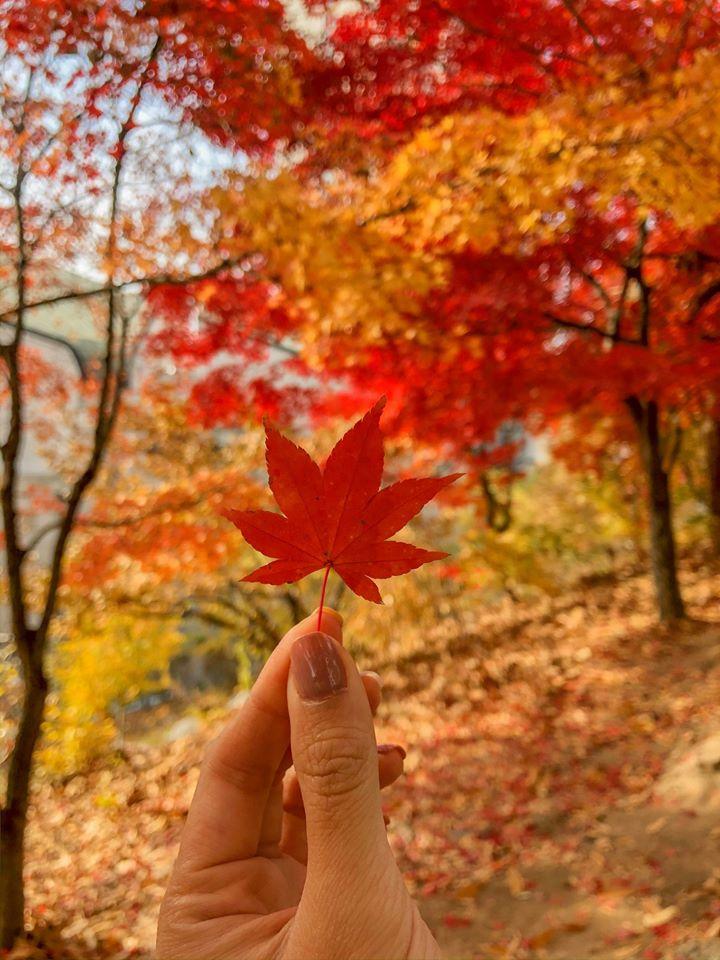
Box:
left=187, top=369, right=312, bottom=428
left=302, top=0, right=720, bottom=143
left=147, top=281, right=297, bottom=364
left=4, top=0, right=315, bottom=155
left=310, top=203, right=720, bottom=480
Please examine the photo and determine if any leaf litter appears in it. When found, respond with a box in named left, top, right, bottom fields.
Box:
left=11, top=559, right=720, bottom=959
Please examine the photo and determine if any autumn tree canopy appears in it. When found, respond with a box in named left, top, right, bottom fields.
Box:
left=177, top=0, right=720, bottom=622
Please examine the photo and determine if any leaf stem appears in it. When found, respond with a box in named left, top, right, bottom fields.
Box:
left=318, top=565, right=331, bottom=631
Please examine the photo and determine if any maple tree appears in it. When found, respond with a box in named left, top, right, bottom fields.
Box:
left=223, top=399, right=460, bottom=622
left=218, top=1, right=720, bottom=623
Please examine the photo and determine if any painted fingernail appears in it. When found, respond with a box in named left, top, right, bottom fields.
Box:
left=377, top=743, right=406, bottom=759
left=313, top=606, right=343, bottom=626
left=362, top=670, right=383, bottom=688
left=291, top=632, right=347, bottom=702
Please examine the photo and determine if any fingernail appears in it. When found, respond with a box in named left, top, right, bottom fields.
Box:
left=291, top=632, right=348, bottom=702
left=377, top=743, right=406, bottom=759
left=362, top=670, right=383, bottom=688
left=313, top=606, right=343, bottom=626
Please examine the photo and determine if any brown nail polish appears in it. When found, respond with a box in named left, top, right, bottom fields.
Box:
left=377, top=743, right=407, bottom=759
left=362, top=670, right=383, bottom=688
left=313, top=606, right=343, bottom=626
left=291, top=632, right=348, bottom=701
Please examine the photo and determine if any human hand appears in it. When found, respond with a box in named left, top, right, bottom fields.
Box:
left=156, top=608, right=440, bottom=960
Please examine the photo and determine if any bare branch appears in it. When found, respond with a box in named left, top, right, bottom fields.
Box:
left=566, top=259, right=612, bottom=308
left=427, top=0, right=588, bottom=74
left=480, top=471, right=513, bottom=532
left=1, top=110, right=32, bottom=641
left=606, top=271, right=631, bottom=345
left=691, top=278, right=720, bottom=321
left=669, top=0, right=700, bottom=70
left=356, top=199, right=416, bottom=227
left=21, top=522, right=60, bottom=555
left=558, top=0, right=603, bottom=52
left=26, top=193, right=90, bottom=251
left=0, top=256, right=251, bottom=323
left=543, top=310, right=641, bottom=345
left=663, top=422, right=683, bottom=474
left=23, top=491, right=213, bottom=554
left=36, top=35, right=164, bottom=643
left=629, top=220, right=651, bottom=347
left=0, top=319, right=87, bottom=377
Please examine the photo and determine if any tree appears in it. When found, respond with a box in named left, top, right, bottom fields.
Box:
left=32, top=384, right=287, bottom=775
left=223, top=2, right=720, bottom=621
left=0, top=0, right=313, bottom=946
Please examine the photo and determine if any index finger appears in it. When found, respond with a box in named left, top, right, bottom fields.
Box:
left=177, top=607, right=343, bottom=870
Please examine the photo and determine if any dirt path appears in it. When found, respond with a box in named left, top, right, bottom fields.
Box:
left=372, top=564, right=720, bottom=959
left=421, top=804, right=720, bottom=959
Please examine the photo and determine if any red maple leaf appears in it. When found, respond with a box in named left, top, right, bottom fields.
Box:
left=222, top=398, right=460, bottom=616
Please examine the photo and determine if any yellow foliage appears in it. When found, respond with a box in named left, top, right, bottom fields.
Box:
left=241, top=172, right=447, bottom=348
left=335, top=457, right=644, bottom=664
left=378, top=51, right=720, bottom=245
left=233, top=51, right=720, bottom=345
left=40, top=612, right=182, bottom=776
left=442, top=459, right=643, bottom=607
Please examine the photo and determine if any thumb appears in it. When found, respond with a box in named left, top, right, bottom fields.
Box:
left=287, top=631, right=389, bottom=877
left=286, top=631, right=438, bottom=960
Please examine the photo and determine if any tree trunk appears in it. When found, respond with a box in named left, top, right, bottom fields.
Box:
left=709, top=417, right=720, bottom=556
left=627, top=398, right=685, bottom=622
left=0, top=642, right=48, bottom=950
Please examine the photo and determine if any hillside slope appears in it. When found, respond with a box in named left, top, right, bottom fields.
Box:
left=12, top=559, right=720, bottom=960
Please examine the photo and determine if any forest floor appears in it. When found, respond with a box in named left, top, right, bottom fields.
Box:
left=9, top=555, right=720, bottom=960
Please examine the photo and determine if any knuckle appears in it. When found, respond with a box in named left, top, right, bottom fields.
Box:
left=202, top=738, right=272, bottom=794
left=156, top=892, right=190, bottom=958
left=297, top=725, right=372, bottom=800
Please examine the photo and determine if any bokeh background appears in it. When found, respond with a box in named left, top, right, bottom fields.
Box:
left=1, top=1, right=720, bottom=957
